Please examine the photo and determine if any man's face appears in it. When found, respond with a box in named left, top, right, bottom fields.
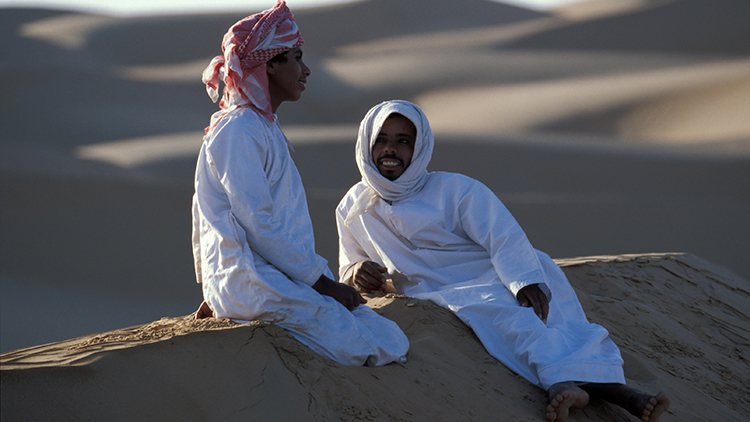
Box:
left=267, top=47, right=311, bottom=111
left=372, top=114, right=416, bottom=181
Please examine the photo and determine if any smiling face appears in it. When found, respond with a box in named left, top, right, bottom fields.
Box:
left=371, top=113, right=417, bottom=181
left=266, top=47, right=311, bottom=113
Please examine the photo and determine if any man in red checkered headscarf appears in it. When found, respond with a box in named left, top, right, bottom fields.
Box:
left=192, top=2, right=409, bottom=367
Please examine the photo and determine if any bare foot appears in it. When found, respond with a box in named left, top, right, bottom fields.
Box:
left=546, top=381, right=590, bottom=421
left=580, top=383, right=670, bottom=422
left=194, top=300, right=214, bottom=319
left=637, top=392, right=670, bottom=422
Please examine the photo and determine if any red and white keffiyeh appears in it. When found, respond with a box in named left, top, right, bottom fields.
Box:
left=202, top=1, right=304, bottom=132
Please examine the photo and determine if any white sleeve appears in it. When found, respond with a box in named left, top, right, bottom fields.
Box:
left=335, top=193, right=371, bottom=285
left=457, top=180, right=550, bottom=297
left=191, top=192, right=203, bottom=284
left=206, top=121, right=326, bottom=286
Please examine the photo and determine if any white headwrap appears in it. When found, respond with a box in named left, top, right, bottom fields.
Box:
left=346, top=100, right=434, bottom=224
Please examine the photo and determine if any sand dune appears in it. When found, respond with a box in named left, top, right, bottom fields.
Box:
left=2, top=254, right=748, bottom=421
left=616, top=77, right=750, bottom=143
left=417, top=57, right=750, bottom=140
left=513, top=0, right=750, bottom=54
left=1, top=1, right=750, bottom=419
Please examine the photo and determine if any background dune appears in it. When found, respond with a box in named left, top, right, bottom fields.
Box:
left=1, top=0, right=748, bottom=368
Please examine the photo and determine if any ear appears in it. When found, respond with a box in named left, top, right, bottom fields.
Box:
left=266, top=61, right=276, bottom=75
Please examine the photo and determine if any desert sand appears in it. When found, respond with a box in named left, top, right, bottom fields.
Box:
left=2, top=253, right=748, bottom=421
left=1, top=0, right=749, bottom=420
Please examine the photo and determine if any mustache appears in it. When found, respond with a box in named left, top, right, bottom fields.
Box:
left=377, top=154, right=403, bottom=164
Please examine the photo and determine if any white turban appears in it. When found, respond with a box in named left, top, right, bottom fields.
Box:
left=346, top=100, right=434, bottom=224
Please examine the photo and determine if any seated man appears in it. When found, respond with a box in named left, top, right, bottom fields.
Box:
left=336, top=100, right=670, bottom=421
left=192, top=2, right=408, bottom=367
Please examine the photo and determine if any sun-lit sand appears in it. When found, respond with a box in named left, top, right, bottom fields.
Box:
left=3, top=254, right=748, bottom=421
left=1, top=0, right=748, bottom=420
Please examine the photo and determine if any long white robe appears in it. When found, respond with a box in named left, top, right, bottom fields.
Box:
left=337, top=171, right=625, bottom=387
left=192, top=107, right=408, bottom=366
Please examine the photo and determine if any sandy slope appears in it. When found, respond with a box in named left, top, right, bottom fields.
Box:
left=2, top=253, right=748, bottom=422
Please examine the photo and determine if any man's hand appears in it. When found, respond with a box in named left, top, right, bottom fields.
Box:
left=194, top=300, right=214, bottom=320
left=517, top=284, right=549, bottom=324
left=350, top=260, right=388, bottom=293
left=313, top=274, right=367, bottom=311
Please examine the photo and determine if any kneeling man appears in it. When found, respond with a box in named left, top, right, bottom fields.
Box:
left=336, top=100, right=670, bottom=421
left=192, top=3, right=408, bottom=367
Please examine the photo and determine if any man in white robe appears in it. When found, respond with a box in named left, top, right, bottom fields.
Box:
left=191, top=2, right=408, bottom=367
left=336, top=100, right=670, bottom=420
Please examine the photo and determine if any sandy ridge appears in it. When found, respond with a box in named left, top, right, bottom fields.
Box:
left=2, top=253, right=748, bottom=421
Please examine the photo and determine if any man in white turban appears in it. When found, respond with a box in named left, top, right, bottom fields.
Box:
left=336, top=100, right=670, bottom=420
left=191, top=3, right=408, bottom=366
